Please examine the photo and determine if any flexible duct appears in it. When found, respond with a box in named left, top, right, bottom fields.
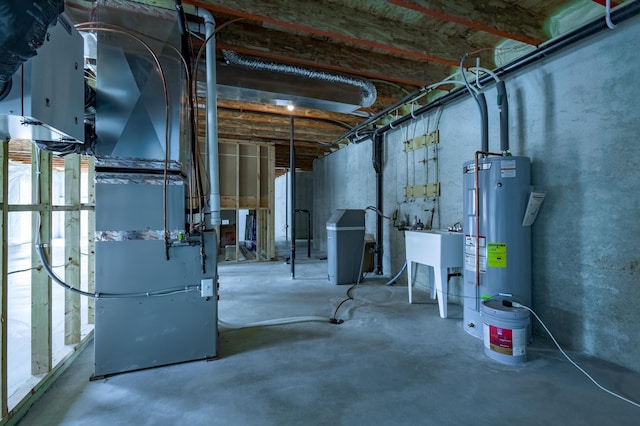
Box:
left=196, top=7, right=221, bottom=227
left=496, top=81, right=509, bottom=152
left=222, top=50, right=377, bottom=108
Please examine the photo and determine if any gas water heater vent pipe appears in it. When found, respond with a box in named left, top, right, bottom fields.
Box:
left=497, top=81, right=510, bottom=152
left=196, top=7, right=221, bottom=227
left=478, top=93, right=489, bottom=153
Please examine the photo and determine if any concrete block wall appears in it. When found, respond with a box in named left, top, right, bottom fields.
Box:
left=312, top=15, right=640, bottom=372
left=275, top=171, right=314, bottom=241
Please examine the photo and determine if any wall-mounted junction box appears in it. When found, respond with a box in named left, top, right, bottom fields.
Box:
left=201, top=278, right=214, bottom=298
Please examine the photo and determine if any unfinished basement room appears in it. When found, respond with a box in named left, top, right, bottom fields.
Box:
left=1, top=0, right=639, bottom=424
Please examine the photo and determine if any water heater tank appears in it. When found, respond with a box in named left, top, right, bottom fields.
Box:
left=462, top=156, right=531, bottom=338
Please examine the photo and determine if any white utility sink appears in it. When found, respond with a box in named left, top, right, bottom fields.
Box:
left=405, top=229, right=464, bottom=318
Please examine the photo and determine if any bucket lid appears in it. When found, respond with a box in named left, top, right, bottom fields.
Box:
left=482, top=299, right=529, bottom=319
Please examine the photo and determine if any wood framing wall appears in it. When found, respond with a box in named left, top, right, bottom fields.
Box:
left=0, top=143, right=95, bottom=423
left=218, top=141, right=276, bottom=261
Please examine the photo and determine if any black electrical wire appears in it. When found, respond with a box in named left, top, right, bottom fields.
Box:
left=330, top=281, right=358, bottom=324
left=330, top=241, right=368, bottom=323
left=365, top=205, right=392, bottom=220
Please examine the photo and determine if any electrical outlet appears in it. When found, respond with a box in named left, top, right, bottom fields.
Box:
left=201, top=278, right=214, bottom=298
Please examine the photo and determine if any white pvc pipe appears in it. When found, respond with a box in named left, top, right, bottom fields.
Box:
left=606, top=0, right=617, bottom=29
left=196, top=7, right=221, bottom=227
left=218, top=316, right=328, bottom=330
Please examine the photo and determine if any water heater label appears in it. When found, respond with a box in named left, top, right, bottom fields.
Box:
left=487, top=243, right=507, bottom=268
left=464, top=235, right=486, bottom=272
left=484, top=324, right=526, bottom=356
left=500, top=160, right=517, bottom=178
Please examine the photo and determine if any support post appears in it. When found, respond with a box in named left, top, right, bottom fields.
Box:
left=267, top=145, right=275, bottom=260
left=290, top=115, right=295, bottom=279
left=87, top=156, right=95, bottom=324
left=295, top=209, right=311, bottom=258
left=373, top=133, right=384, bottom=275
left=0, top=141, right=8, bottom=418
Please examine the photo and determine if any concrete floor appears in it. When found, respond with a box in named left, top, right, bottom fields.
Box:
left=17, top=246, right=640, bottom=425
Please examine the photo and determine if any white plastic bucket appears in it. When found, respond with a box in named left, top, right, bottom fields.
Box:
left=482, top=299, right=530, bottom=365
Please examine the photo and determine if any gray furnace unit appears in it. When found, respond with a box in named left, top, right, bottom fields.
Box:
left=327, top=209, right=365, bottom=285
left=92, top=6, right=217, bottom=378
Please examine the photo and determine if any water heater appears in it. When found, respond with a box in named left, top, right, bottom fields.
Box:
left=462, top=156, right=531, bottom=338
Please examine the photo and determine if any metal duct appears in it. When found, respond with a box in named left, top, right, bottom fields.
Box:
left=93, top=8, right=181, bottom=162
left=196, top=7, right=221, bottom=228
left=222, top=50, right=377, bottom=108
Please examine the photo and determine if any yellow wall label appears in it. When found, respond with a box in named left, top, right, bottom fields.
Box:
left=487, top=243, right=507, bottom=268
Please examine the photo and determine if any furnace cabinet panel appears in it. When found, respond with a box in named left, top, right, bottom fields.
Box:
left=94, top=237, right=218, bottom=378
left=94, top=177, right=218, bottom=378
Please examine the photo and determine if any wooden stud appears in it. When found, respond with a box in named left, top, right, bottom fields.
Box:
left=64, top=154, right=81, bottom=345
left=31, top=146, right=52, bottom=375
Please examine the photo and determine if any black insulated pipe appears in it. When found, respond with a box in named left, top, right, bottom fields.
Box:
left=373, top=132, right=384, bottom=275
left=496, top=81, right=509, bottom=152
left=478, top=93, right=488, bottom=152
left=174, top=0, right=188, bottom=37
left=295, top=209, right=311, bottom=258
left=290, top=115, right=296, bottom=279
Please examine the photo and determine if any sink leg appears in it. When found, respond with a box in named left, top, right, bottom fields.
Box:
left=429, top=267, right=436, bottom=300
left=434, top=267, right=448, bottom=318
left=407, top=261, right=413, bottom=304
